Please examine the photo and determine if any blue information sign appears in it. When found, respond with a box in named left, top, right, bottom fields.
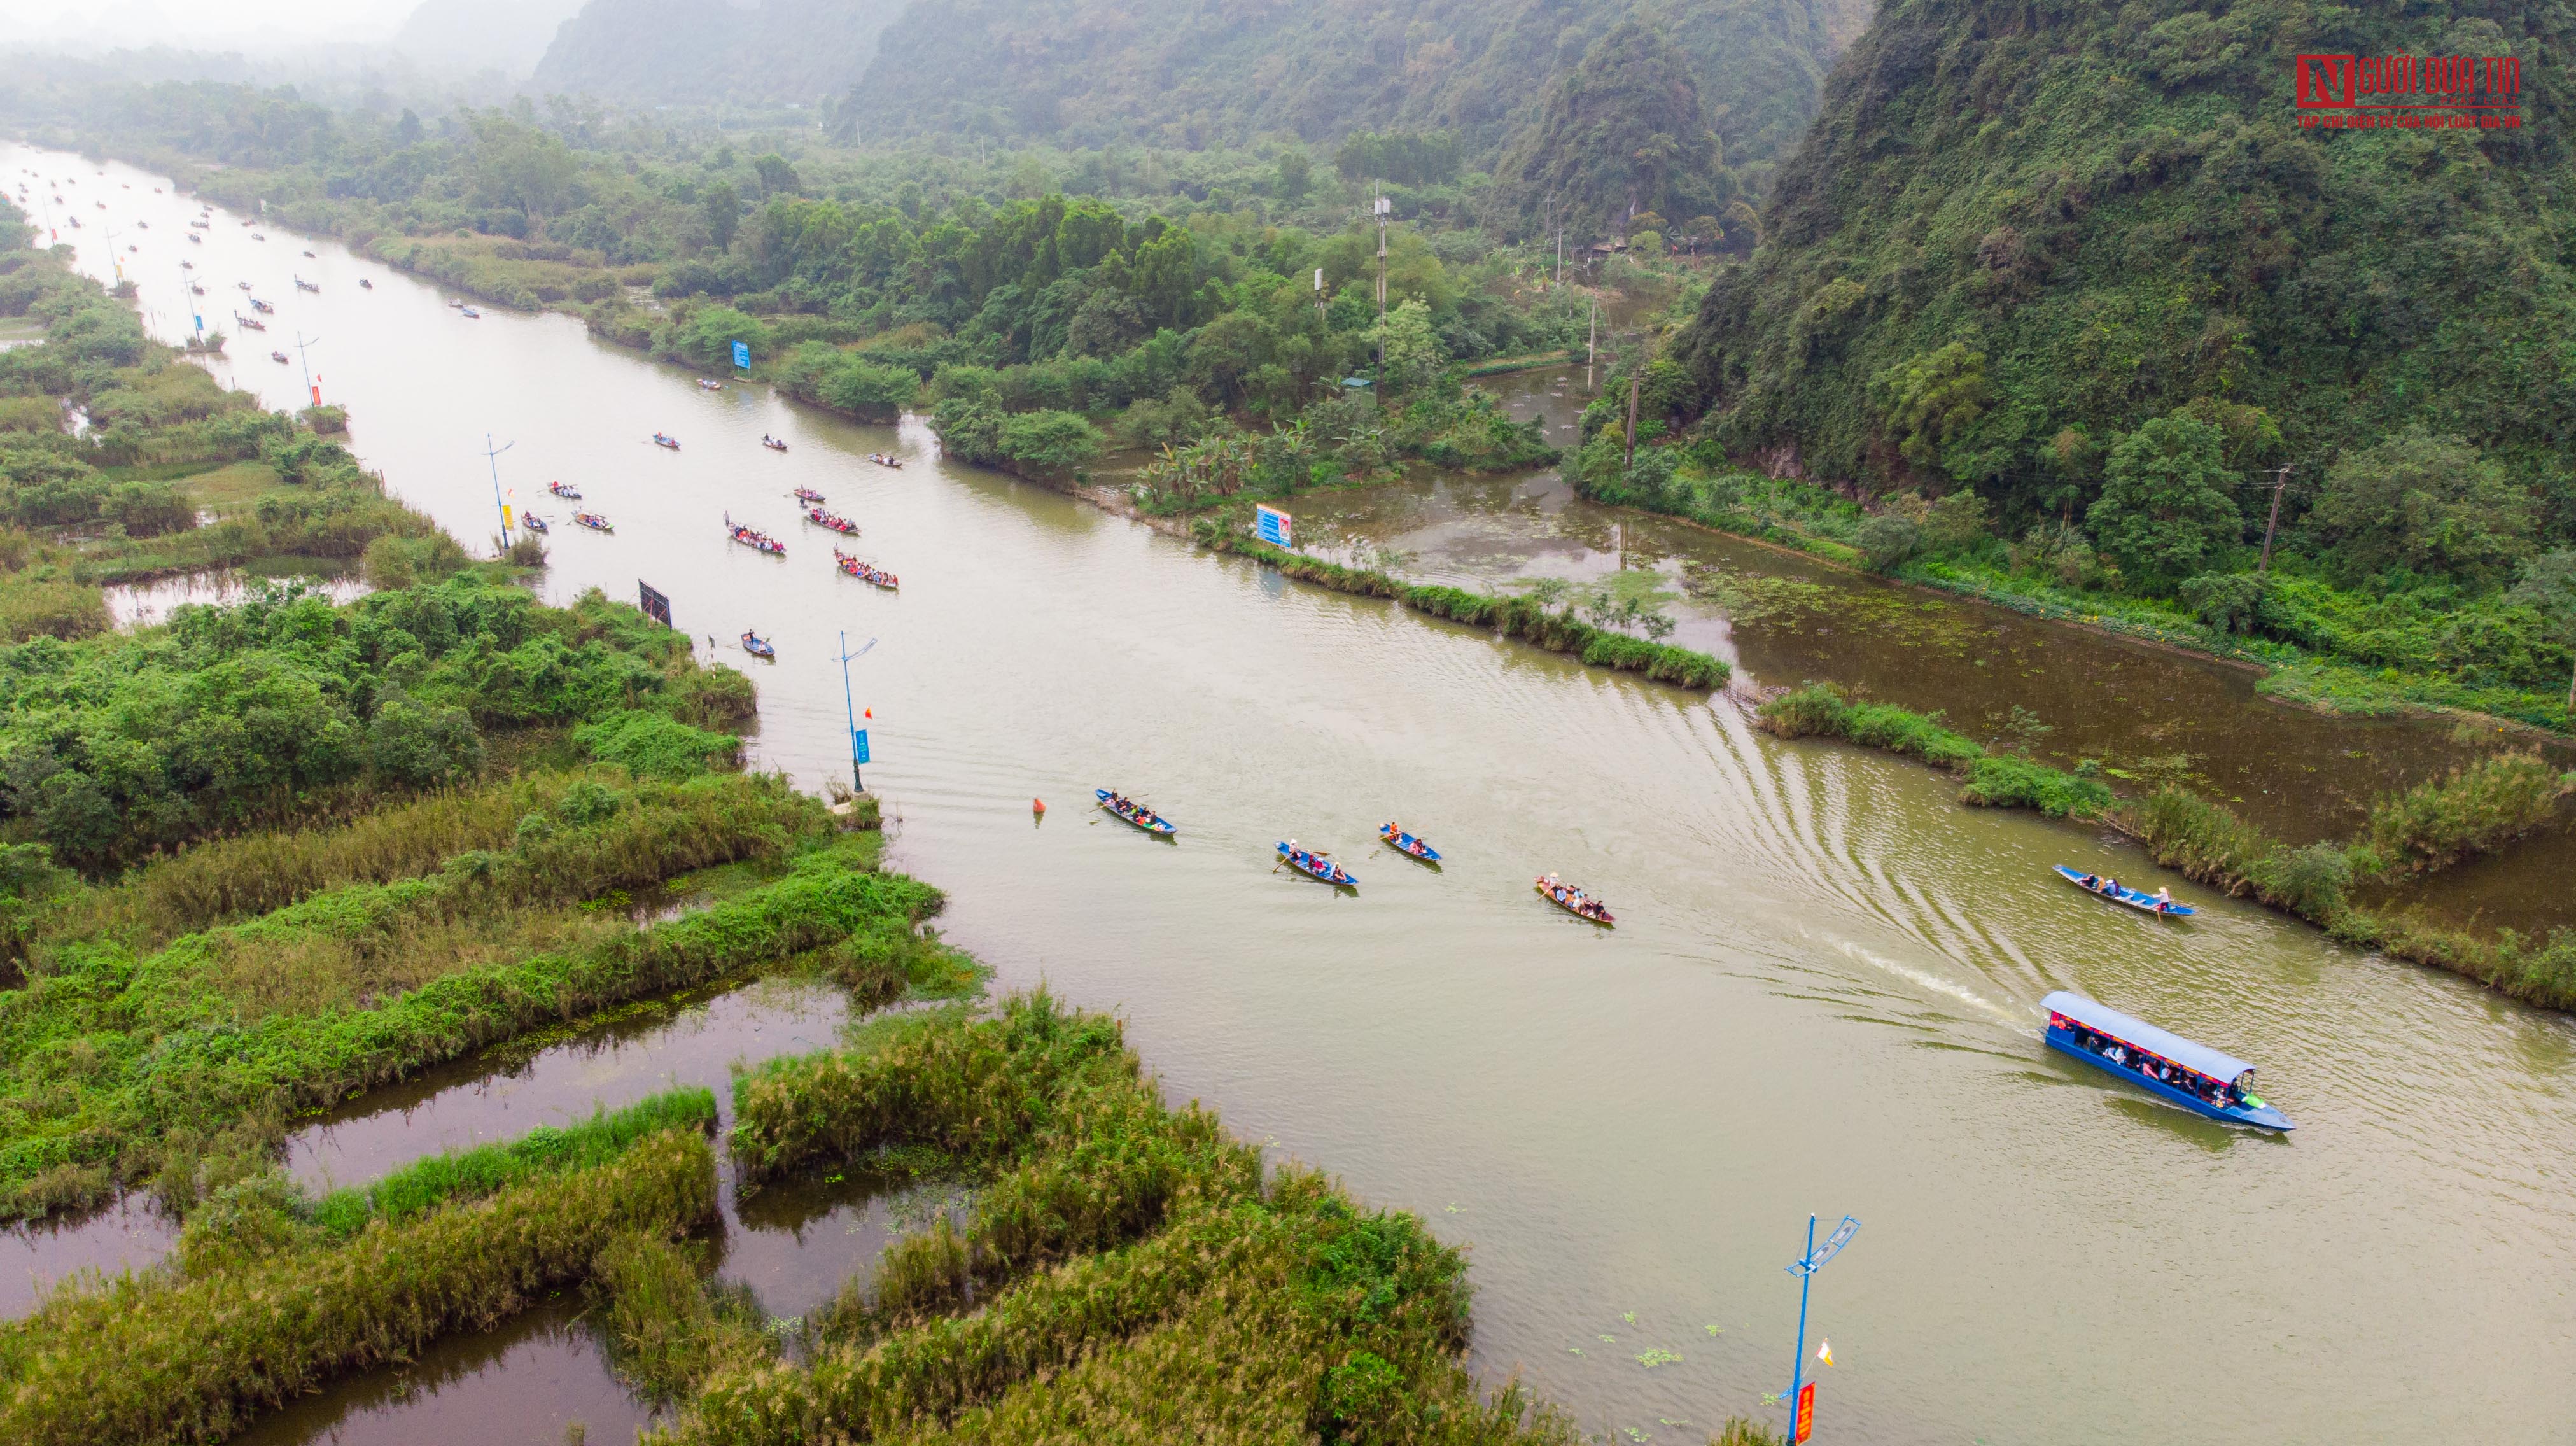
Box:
left=851, top=728, right=871, bottom=766
left=731, top=340, right=751, bottom=370
left=1255, top=504, right=1292, bottom=547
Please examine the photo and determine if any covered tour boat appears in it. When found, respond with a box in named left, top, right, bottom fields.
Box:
left=2041, top=991, right=2292, bottom=1130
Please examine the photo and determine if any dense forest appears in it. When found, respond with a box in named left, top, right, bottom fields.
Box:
left=1648, top=0, right=2576, bottom=724
left=837, top=0, right=1868, bottom=175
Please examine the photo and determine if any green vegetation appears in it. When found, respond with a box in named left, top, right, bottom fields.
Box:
left=1660, top=0, right=2576, bottom=732
left=1756, top=683, right=2113, bottom=818
left=1766, top=680, right=2576, bottom=1007
left=1197, top=530, right=1729, bottom=690
left=0, top=1125, right=717, bottom=1446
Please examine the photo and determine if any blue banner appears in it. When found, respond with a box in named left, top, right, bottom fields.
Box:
left=731, top=340, right=751, bottom=370
left=1255, top=504, right=1292, bottom=547
left=851, top=728, right=871, bottom=766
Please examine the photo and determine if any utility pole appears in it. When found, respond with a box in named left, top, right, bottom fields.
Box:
left=1625, top=372, right=1641, bottom=469
left=481, top=435, right=515, bottom=550
left=293, top=331, right=322, bottom=409
left=1586, top=297, right=1598, bottom=392
left=1374, top=186, right=1390, bottom=377
left=1314, top=266, right=1326, bottom=333
left=102, top=224, right=125, bottom=283
left=178, top=263, right=202, bottom=342
left=2257, top=464, right=2293, bottom=577
left=837, top=633, right=878, bottom=794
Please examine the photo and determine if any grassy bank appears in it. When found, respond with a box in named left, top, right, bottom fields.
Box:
left=0, top=1125, right=717, bottom=1446
left=1201, top=533, right=1730, bottom=691
left=0, top=822, right=937, bottom=1220
left=647, top=995, right=1580, bottom=1446
left=1759, top=685, right=2576, bottom=1009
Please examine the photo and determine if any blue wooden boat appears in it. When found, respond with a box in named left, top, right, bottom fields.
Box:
left=2052, top=864, right=2195, bottom=917
left=2042, top=991, right=2292, bottom=1131
left=739, top=631, right=776, bottom=660
left=1378, top=823, right=1441, bottom=864
left=520, top=514, right=549, bottom=533
left=1276, top=842, right=1355, bottom=887
left=1095, top=789, right=1175, bottom=837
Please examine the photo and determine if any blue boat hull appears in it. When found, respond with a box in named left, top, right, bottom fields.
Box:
left=1275, top=843, right=1355, bottom=886
left=1094, top=789, right=1176, bottom=836
left=2047, top=1027, right=2292, bottom=1130
left=2052, top=864, right=2195, bottom=916
left=1380, top=829, right=1441, bottom=863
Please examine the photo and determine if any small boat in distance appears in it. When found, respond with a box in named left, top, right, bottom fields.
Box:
left=234, top=314, right=265, bottom=331
left=652, top=433, right=679, bottom=450
left=793, top=485, right=825, bottom=503
left=1378, top=824, right=1441, bottom=864
left=301, top=249, right=316, bottom=257
left=764, top=435, right=789, bottom=452
left=186, top=234, right=200, bottom=244
left=867, top=453, right=902, bottom=468
left=521, top=514, right=550, bottom=533
left=180, top=260, right=193, bottom=269
left=741, top=631, right=776, bottom=659
left=833, top=549, right=897, bottom=590
left=573, top=511, right=613, bottom=531
left=726, top=518, right=785, bottom=556
left=548, top=481, right=581, bottom=499
left=2042, top=992, right=2292, bottom=1130
left=458, top=306, right=481, bottom=319
left=238, top=281, right=251, bottom=290
left=1095, top=789, right=1177, bottom=836
left=249, top=298, right=274, bottom=313
left=270, top=350, right=290, bottom=364
left=1534, top=874, right=1614, bottom=925
left=805, top=507, right=858, bottom=535
left=2052, top=866, right=2195, bottom=917
left=294, top=277, right=318, bottom=292
left=1277, top=843, right=1357, bottom=887
left=359, top=278, right=372, bottom=290
left=697, top=378, right=723, bottom=391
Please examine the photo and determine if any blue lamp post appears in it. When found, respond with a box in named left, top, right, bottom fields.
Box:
left=1782, top=1214, right=1859, bottom=1441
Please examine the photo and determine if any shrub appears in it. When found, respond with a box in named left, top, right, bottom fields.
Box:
left=575, top=709, right=743, bottom=778
left=365, top=691, right=486, bottom=787
left=1959, top=754, right=2113, bottom=818
left=1856, top=514, right=1920, bottom=572
left=2363, top=752, right=2572, bottom=874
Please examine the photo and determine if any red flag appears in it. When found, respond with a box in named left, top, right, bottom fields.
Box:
left=863, top=708, right=872, bottom=719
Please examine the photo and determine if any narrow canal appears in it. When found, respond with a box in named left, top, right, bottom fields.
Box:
left=13, top=144, right=2575, bottom=1445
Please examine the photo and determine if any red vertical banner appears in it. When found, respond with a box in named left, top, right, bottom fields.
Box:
left=1793, top=1382, right=1816, bottom=1443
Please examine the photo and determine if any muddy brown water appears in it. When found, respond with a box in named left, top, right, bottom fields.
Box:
left=19, top=143, right=2576, bottom=1445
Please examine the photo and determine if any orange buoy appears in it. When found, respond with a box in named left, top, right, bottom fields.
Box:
left=1032, top=798, right=1046, bottom=813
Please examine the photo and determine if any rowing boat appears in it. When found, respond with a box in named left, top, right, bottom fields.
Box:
left=548, top=481, right=582, bottom=499
left=834, top=549, right=898, bottom=590
left=1378, top=824, right=1442, bottom=864
left=793, top=486, right=825, bottom=502
left=1277, top=843, right=1356, bottom=887
left=2051, top=865, right=2195, bottom=917
left=1094, top=789, right=1177, bottom=836
left=521, top=514, right=549, bottom=533
left=741, top=631, right=776, bottom=659
left=805, top=507, right=858, bottom=535
left=652, top=433, right=679, bottom=450
left=1534, top=874, right=1614, bottom=925
left=573, top=512, right=612, bottom=531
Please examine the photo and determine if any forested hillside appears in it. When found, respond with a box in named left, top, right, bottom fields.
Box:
left=388, top=0, right=590, bottom=78
left=837, top=0, right=1872, bottom=171
left=531, top=0, right=908, bottom=106
left=1675, top=0, right=2573, bottom=524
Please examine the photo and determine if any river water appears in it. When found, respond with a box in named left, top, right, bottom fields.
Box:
left=15, top=144, right=2576, bottom=1445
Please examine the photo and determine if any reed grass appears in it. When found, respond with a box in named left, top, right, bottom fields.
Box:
left=306, top=1086, right=716, bottom=1237
left=0, top=845, right=941, bottom=1219
left=0, top=1127, right=717, bottom=1446
left=1756, top=684, right=2111, bottom=818
left=2360, top=752, right=2573, bottom=875
left=592, top=1229, right=778, bottom=1401
left=1207, top=536, right=1732, bottom=691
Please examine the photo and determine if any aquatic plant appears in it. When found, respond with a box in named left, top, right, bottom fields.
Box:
left=0, top=841, right=938, bottom=1219
left=1207, top=535, right=1732, bottom=690
left=0, top=1127, right=717, bottom=1446
left=2360, top=752, right=2573, bottom=876
left=1756, top=683, right=2108, bottom=818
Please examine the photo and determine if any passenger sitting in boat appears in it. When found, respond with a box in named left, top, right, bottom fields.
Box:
left=2080, top=873, right=2099, bottom=889
left=2101, top=877, right=2117, bottom=896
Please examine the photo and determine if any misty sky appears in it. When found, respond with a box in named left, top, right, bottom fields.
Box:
left=1, top=0, right=423, bottom=48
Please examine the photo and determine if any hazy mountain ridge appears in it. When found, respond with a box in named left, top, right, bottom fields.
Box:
left=530, top=0, right=909, bottom=106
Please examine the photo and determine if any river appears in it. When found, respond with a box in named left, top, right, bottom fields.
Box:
left=12, top=143, right=2575, bottom=1445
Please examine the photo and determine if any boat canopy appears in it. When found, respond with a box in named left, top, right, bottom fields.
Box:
left=2041, top=992, right=2255, bottom=1085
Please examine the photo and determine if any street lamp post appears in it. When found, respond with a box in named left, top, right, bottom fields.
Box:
left=1782, top=1214, right=1859, bottom=1443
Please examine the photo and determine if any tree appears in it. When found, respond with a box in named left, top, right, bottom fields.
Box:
left=703, top=181, right=741, bottom=252
left=2087, top=416, right=2239, bottom=589
left=1870, top=344, right=1990, bottom=479
left=1275, top=149, right=1312, bottom=203
left=395, top=108, right=423, bottom=144
left=2507, top=549, right=2576, bottom=712
left=666, top=306, right=773, bottom=370
left=2309, top=429, right=2536, bottom=587
left=752, top=153, right=800, bottom=197
left=1372, top=297, right=1446, bottom=395
left=997, top=411, right=1105, bottom=475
